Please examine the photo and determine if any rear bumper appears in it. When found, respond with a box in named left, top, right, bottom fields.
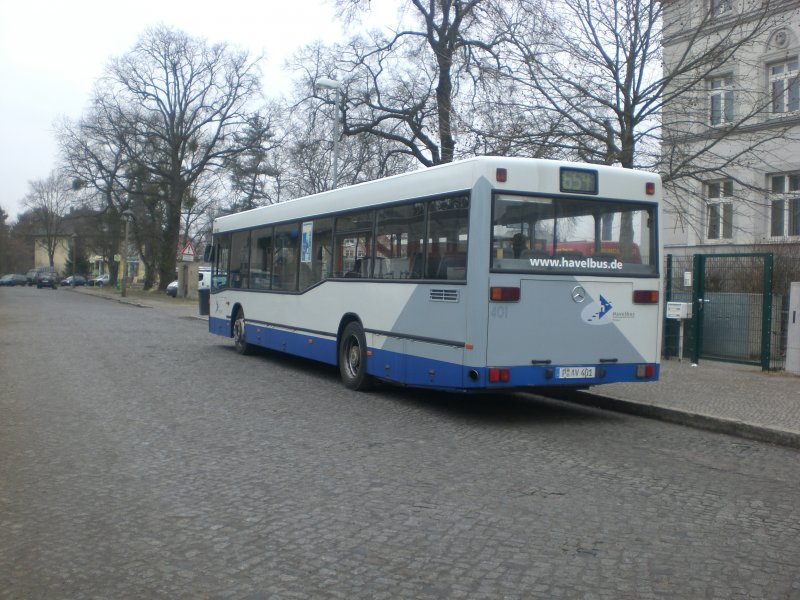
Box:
left=471, top=362, right=660, bottom=389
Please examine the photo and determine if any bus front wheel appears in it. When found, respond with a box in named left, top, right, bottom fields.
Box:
left=233, top=309, right=253, bottom=355
left=339, top=322, right=372, bottom=391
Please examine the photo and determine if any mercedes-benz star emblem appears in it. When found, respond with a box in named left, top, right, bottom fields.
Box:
left=571, top=286, right=586, bottom=303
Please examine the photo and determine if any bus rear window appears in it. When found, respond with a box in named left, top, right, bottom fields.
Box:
left=491, top=194, right=657, bottom=276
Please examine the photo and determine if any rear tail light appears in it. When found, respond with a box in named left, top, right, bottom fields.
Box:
left=636, top=364, right=656, bottom=378
left=488, top=368, right=511, bottom=383
left=633, top=290, right=659, bottom=304
left=490, top=287, right=520, bottom=302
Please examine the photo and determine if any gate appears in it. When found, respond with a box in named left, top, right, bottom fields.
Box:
left=666, top=253, right=774, bottom=369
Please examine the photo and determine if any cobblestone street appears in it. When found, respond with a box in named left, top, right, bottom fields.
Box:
left=2, top=287, right=799, bottom=599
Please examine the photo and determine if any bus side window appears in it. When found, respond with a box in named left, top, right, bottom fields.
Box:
left=334, top=211, right=374, bottom=278
left=212, top=237, right=231, bottom=290
left=426, top=195, right=469, bottom=281
left=375, top=202, right=425, bottom=280
left=231, top=230, right=251, bottom=289
left=250, top=227, right=274, bottom=290
left=274, top=223, right=299, bottom=291
left=299, top=218, right=333, bottom=291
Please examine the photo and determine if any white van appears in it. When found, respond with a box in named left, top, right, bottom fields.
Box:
left=198, top=266, right=211, bottom=290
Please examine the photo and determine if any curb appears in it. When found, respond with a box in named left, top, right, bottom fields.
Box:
left=553, top=389, right=800, bottom=450
left=72, top=286, right=209, bottom=319
left=71, top=287, right=154, bottom=309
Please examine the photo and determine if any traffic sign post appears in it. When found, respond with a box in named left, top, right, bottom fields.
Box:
left=181, top=242, right=196, bottom=262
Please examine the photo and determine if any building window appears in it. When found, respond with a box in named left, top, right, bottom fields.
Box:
left=770, top=173, right=800, bottom=237
left=770, top=58, right=799, bottom=114
left=709, top=76, right=734, bottom=125
left=706, top=180, right=733, bottom=239
left=711, top=0, right=732, bottom=16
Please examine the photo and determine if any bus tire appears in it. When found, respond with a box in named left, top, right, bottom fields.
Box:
left=339, top=322, right=372, bottom=391
left=233, top=309, right=253, bottom=355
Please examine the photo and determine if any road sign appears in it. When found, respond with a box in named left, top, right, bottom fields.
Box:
left=181, top=242, right=195, bottom=262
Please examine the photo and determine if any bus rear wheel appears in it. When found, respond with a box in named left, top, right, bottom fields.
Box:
left=233, top=309, right=253, bottom=355
left=339, top=322, right=372, bottom=391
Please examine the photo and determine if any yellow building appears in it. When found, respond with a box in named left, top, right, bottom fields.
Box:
left=34, top=234, right=145, bottom=283
left=33, top=236, right=70, bottom=274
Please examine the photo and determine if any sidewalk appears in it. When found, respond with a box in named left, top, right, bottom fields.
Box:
left=576, top=359, right=800, bottom=449
left=73, top=285, right=799, bottom=448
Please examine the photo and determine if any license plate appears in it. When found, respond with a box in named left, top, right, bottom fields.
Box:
left=556, top=367, right=596, bottom=379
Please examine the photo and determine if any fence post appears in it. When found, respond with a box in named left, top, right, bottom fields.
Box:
left=691, top=253, right=705, bottom=365
left=664, top=255, right=673, bottom=358
left=761, top=253, right=774, bottom=371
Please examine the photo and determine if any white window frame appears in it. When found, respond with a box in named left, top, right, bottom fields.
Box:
left=709, top=75, right=734, bottom=126
left=769, top=173, right=800, bottom=238
left=769, top=57, right=799, bottom=115
left=705, top=180, right=734, bottom=240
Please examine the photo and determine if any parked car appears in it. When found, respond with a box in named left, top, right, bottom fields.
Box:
left=92, top=274, right=110, bottom=287
left=36, top=272, right=58, bottom=289
left=61, top=275, right=87, bottom=286
left=26, top=266, right=59, bottom=286
left=166, top=280, right=179, bottom=297
left=0, top=273, right=27, bottom=286
left=33, top=267, right=59, bottom=288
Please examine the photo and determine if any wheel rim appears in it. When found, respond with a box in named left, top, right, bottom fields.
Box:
left=345, top=336, right=361, bottom=378
left=234, top=316, right=245, bottom=347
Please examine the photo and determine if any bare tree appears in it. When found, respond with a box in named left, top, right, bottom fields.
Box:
left=58, top=92, right=134, bottom=284
left=494, top=0, right=784, bottom=233
left=104, top=25, right=266, bottom=289
left=23, top=172, right=74, bottom=268
left=298, top=0, right=503, bottom=167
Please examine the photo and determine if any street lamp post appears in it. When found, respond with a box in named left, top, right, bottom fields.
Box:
left=71, top=234, right=77, bottom=287
left=315, top=77, right=342, bottom=189
left=121, top=209, right=134, bottom=298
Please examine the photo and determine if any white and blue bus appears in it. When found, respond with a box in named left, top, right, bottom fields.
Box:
left=208, top=156, right=662, bottom=391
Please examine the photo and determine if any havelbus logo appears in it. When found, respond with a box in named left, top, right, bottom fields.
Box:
left=582, top=295, right=613, bottom=325
left=581, top=294, right=637, bottom=325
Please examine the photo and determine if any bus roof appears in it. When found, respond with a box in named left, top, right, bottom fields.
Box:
left=213, top=156, right=660, bottom=234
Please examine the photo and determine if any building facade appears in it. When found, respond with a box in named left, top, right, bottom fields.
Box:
left=661, top=0, right=800, bottom=256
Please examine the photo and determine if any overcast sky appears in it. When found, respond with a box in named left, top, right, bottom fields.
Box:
left=0, top=0, right=394, bottom=222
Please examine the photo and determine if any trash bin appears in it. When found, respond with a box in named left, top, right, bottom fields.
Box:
left=198, top=288, right=210, bottom=316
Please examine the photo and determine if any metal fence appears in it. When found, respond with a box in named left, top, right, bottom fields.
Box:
left=664, top=251, right=800, bottom=371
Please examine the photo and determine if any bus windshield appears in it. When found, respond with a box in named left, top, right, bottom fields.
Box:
left=491, top=193, right=658, bottom=276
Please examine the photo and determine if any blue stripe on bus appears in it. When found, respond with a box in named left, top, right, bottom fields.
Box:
left=210, top=316, right=338, bottom=365
left=209, top=316, right=229, bottom=337
left=210, top=316, right=659, bottom=389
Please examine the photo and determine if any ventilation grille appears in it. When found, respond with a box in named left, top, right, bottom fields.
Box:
left=430, top=289, right=460, bottom=303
